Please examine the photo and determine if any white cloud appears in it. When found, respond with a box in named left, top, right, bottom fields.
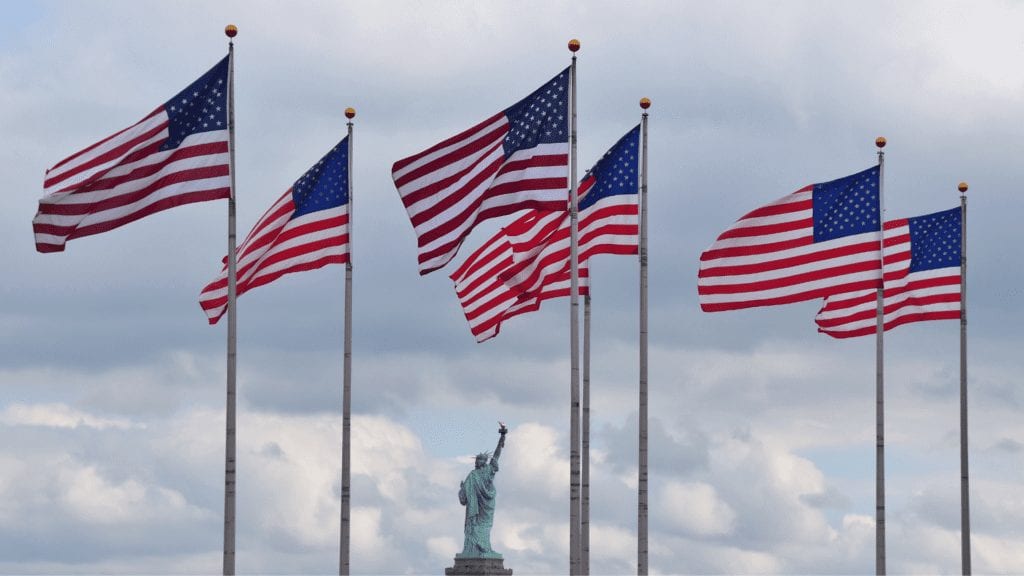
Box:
left=0, top=387, right=1018, bottom=573
left=661, top=481, right=736, bottom=537
left=588, top=523, right=635, bottom=570
left=974, top=531, right=1024, bottom=575
left=495, top=520, right=545, bottom=555
left=350, top=506, right=392, bottom=561
left=502, top=422, right=566, bottom=500
left=1, top=403, right=139, bottom=430
left=60, top=463, right=205, bottom=526
left=426, top=534, right=461, bottom=564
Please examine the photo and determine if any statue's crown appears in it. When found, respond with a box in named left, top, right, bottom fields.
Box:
left=475, top=451, right=491, bottom=462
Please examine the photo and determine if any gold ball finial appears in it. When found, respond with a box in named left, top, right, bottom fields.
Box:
left=958, top=181, right=968, bottom=193
left=568, top=39, right=581, bottom=53
left=639, top=97, right=651, bottom=110
left=345, top=107, right=356, bottom=119
left=225, top=24, right=238, bottom=38
left=875, top=136, right=887, bottom=149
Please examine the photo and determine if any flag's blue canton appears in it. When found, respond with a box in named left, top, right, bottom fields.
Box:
left=812, top=166, right=881, bottom=242
left=162, top=56, right=229, bottom=151
left=908, top=207, right=960, bottom=272
left=291, top=136, right=349, bottom=219
left=502, top=67, right=570, bottom=158
left=580, top=125, right=640, bottom=210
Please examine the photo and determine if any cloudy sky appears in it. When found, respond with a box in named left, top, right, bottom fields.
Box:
left=3, top=1, right=1023, bottom=574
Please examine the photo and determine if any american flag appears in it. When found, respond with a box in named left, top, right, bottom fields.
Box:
left=450, top=213, right=590, bottom=343
left=33, top=56, right=231, bottom=253
left=502, top=125, right=640, bottom=294
left=815, top=207, right=961, bottom=338
left=392, top=68, right=570, bottom=275
left=199, top=136, right=350, bottom=324
left=698, top=166, right=882, bottom=312
left=449, top=126, right=640, bottom=342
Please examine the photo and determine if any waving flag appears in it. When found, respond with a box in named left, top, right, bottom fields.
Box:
left=449, top=126, right=639, bottom=342
left=199, top=137, right=350, bottom=324
left=34, top=57, right=231, bottom=253
left=815, top=207, right=961, bottom=338
left=502, top=125, right=640, bottom=294
left=450, top=212, right=590, bottom=342
left=392, top=68, right=570, bottom=275
left=698, top=166, right=882, bottom=312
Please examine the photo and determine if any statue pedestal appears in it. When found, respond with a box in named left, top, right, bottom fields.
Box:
left=445, top=556, right=512, bottom=575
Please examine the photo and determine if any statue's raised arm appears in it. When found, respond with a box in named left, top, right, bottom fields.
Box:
left=492, top=422, right=508, bottom=464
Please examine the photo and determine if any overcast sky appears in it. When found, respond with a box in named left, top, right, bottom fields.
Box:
left=2, top=1, right=1023, bottom=574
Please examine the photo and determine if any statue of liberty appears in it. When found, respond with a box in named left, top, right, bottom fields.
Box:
left=457, top=423, right=508, bottom=558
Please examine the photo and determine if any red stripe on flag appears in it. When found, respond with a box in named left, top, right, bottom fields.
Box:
left=34, top=187, right=230, bottom=251
left=38, top=149, right=230, bottom=216
left=700, top=278, right=882, bottom=312
left=45, top=107, right=164, bottom=179
left=698, top=238, right=881, bottom=279
left=697, top=258, right=881, bottom=296
left=45, top=117, right=169, bottom=191
left=392, top=113, right=505, bottom=176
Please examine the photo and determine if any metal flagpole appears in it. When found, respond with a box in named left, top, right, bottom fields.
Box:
left=222, top=24, right=238, bottom=576
left=874, top=136, right=887, bottom=576
left=340, top=107, right=356, bottom=576
left=582, top=293, right=591, bottom=575
left=958, top=181, right=971, bottom=576
left=638, top=97, right=650, bottom=576
left=567, top=37, right=581, bottom=576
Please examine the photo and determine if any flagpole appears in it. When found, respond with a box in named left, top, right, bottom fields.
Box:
left=638, top=97, right=650, bottom=576
left=222, top=24, right=239, bottom=576
left=566, top=37, right=582, bottom=576
left=340, top=107, right=356, bottom=576
left=874, top=136, right=887, bottom=576
left=958, top=181, right=971, bottom=576
left=582, top=293, right=591, bottom=576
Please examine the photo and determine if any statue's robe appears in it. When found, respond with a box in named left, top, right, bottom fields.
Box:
left=459, top=460, right=499, bottom=557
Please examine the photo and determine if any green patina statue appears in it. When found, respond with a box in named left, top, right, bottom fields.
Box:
left=457, top=422, right=508, bottom=559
